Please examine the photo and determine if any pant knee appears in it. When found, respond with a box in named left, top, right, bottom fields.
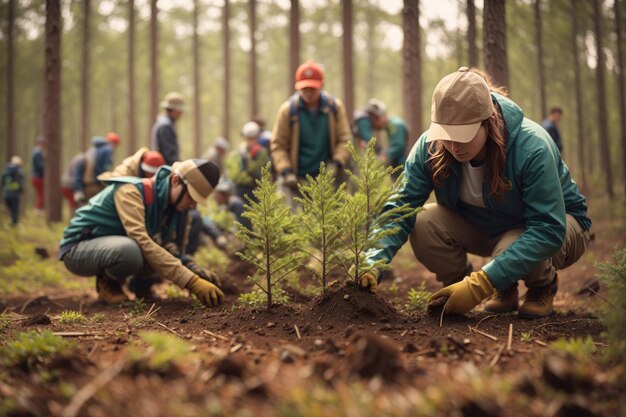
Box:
left=112, top=239, right=144, bottom=272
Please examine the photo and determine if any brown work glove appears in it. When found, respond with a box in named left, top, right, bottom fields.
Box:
left=428, top=270, right=495, bottom=315
left=185, top=275, right=224, bottom=307
left=186, top=261, right=222, bottom=286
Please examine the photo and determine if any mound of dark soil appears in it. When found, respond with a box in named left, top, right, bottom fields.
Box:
left=305, top=280, right=401, bottom=324
left=345, top=333, right=407, bottom=383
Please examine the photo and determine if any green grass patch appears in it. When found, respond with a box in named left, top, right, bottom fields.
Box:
left=57, top=311, right=86, bottom=324
left=1, top=330, right=75, bottom=369
left=128, top=331, right=192, bottom=373
left=235, top=288, right=289, bottom=310
left=550, top=336, right=597, bottom=359
left=404, top=282, right=431, bottom=312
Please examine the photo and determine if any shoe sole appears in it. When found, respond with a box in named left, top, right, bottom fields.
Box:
left=484, top=307, right=518, bottom=314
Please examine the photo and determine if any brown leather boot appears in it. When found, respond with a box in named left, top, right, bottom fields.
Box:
left=519, top=276, right=558, bottom=319
left=484, top=283, right=519, bottom=313
left=96, top=273, right=129, bottom=304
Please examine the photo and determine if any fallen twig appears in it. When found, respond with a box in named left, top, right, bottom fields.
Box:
left=533, top=339, right=547, bottom=347
left=534, top=318, right=596, bottom=330
left=474, top=314, right=497, bottom=330
left=156, top=321, right=180, bottom=337
left=20, top=295, right=45, bottom=314
left=230, top=343, right=243, bottom=353
left=61, top=359, right=126, bottom=417
left=53, top=332, right=95, bottom=337
left=584, top=288, right=617, bottom=309
left=468, top=325, right=499, bottom=341
left=202, top=329, right=230, bottom=342
left=488, top=343, right=506, bottom=368
left=507, top=323, right=513, bottom=351
left=87, top=342, right=100, bottom=359
left=294, top=324, right=302, bottom=340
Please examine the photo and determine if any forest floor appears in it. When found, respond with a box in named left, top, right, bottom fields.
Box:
left=0, top=195, right=625, bottom=417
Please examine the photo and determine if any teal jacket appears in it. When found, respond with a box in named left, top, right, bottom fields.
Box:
left=354, top=115, right=409, bottom=165
left=59, top=166, right=186, bottom=253
left=367, top=93, right=590, bottom=291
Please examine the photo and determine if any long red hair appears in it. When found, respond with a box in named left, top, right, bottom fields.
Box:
left=427, top=69, right=509, bottom=200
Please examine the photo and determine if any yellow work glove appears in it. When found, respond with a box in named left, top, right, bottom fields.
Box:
left=186, top=261, right=222, bottom=286
left=428, top=270, right=495, bottom=314
left=349, top=266, right=379, bottom=294
left=185, top=275, right=224, bottom=307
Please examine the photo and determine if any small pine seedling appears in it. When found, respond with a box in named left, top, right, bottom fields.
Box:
left=128, top=331, right=192, bottom=373
left=404, top=283, right=431, bottom=312
left=520, top=332, right=533, bottom=343
left=236, top=288, right=289, bottom=310
left=58, top=310, right=86, bottom=324
left=338, top=139, right=418, bottom=282
left=237, top=164, right=304, bottom=310
left=595, top=249, right=626, bottom=364
left=296, top=162, right=346, bottom=291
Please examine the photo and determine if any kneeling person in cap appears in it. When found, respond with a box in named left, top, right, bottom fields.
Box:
left=59, top=159, right=224, bottom=307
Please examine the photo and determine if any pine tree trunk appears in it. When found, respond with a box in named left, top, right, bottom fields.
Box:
left=402, top=0, right=422, bottom=147
left=593, top=0, right=614, bottom=199
left=483, top=0, right=509, bottom=89
left=80, top=0, right=91, bottom=151
left=44, top=0, right=62, bottom=222
left=6, top=0, right=15, bottom=160
left=249, top=0, right=259, bottom=120
left=223, top=0, right=231, bottom=140
left=571, top=0, right=586, bottom=191
left=150, top=0, right=159, bottom=128
left=289, top=0, right=300, bottom=93
left=342, top=0, right=354, bottom=119
left=534, top=0, right=547, bottom=119
left=467, top=0, right=478, bottom=67
left=366, top=6, right=376, bottom=100
left=193, top=0, right=202, bottom=157
left=128, top=0, right=136, bottom=154
left=615, top=0, right=626, bottom=197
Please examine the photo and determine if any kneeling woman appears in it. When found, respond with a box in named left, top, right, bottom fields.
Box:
left=361, top=67, right=591, bottom=318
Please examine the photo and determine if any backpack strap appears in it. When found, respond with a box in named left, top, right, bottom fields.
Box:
left=288, top=93, right=300, bottom=127
left=323, top=92, right=337, bottom=116
left=141, top=177, right=155, bottom=205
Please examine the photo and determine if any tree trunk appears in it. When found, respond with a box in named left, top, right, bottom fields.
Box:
left=223, top=0, right=231, bottom=140
left=593, top=0, right=614, bottom=199
left=289, top=0, right=300, bottom=93
left=249, top=0, right=259, bottom=120
left=128, top=0, right=136, bottom=154
left=80, top=0, right=90, bottom=151
left=402, top=0, right=422, bottom=147
left=6, top=0, right=15, bottom=160
left=467, top=0, right=478, bottom=67
left=615, top=0, right=626, bottom=197
left=44, top=0, right=62, bottom=222
left=342, top=0, right=354, bottom=119
left=571, top=0, right=586, bottom=191
left=483, top=0, right=509, bottom=89
left=534, top=0, right=547, bottom=119
left=365, top=6, right=376, bottom=99
left=150, top=0, right=159, bottom=129
left=193, top=0, right=201, bottom=157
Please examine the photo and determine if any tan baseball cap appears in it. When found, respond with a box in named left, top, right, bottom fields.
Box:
left=171, top=159, right=220, bottom=205
left=160, top=92, right=185, bottom=112
left=426, top=67, right=494, bottom=143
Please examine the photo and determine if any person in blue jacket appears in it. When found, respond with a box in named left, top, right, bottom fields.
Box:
left=353, top=98, right=409, bottom=179
left=2, top=156, right=24, bottom=226
left=541, top=106, right=564, bottom=154
left=72, top=134, right=120, bottom=205
left=360, top=67, right=591, bottom=319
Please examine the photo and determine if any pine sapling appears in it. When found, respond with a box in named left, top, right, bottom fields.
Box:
left=295, top=162, right=346, bottom=291
left=236, top=164, right=303, bottom=310
left=338, top=139, right=418, bottom=283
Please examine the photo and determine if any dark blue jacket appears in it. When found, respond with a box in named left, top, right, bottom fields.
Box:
left=541, top=119, right=563, bottom=153
left=151, top=115, right=179, bottom=166
left=73, top=137, right=114, bottom=191
left=31, top=147, right=45, bottom=179
left=2, top=163, right=24, bottom=198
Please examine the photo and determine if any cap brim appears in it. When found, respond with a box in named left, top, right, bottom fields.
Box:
left=187, top=184, right=209, bottom=206
left=141, top=163, right=159, bottom=174
left=294, top=79, right=323, bottom=90
left=426, top=121, right=482, bottom=143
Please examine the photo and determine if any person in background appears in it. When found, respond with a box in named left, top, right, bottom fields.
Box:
left=151, top=92, right=185, bottom=166
left=542, top=106, right=564, bottom=154
left=98, top=148, right=165, bottom=181
left=202, top=136, right=230, bottom=175
left=361, top=67, right=590, bottom=320
left=214, top=179, right=250, bottom=231
left=61, top=154, right=84, bottom=213
left=2, top=156, right=25, bottom=226
left=271, top=60, right=352, bottom=209
left=59, top=159, right=224, bottom=306
left=31, top=135, right=45, bottom=212
left=233, top=121, right=270, bottom=202
left=72, top=133, right=121, bottom=206
left=353, top=99, right=409, bottom=179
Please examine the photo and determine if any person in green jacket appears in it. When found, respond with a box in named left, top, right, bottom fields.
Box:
left=353, top=98, right=409, bottom=179
left=360, top=67, right=591, bottom=318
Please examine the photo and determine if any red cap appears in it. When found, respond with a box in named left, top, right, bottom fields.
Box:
left=106, top=132, right=121, bottom=145
left=141, top=151, right=165, bottom=175
left=295, top=60, right=324, bottom=90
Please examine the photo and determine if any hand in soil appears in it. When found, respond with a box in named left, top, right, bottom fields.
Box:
left=185, top=275, right=224, bottom=307
left=427, top=295, right=448, bottom=315
left=359, top=272, right=378, bottom=294
left=428, top=271, right=495, bottom=314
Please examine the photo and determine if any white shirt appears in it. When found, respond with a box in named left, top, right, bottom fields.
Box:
left=459, top=161, right=486, bottom=208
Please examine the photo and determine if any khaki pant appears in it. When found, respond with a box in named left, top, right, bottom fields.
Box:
left=409, top=204, right=590, bottom=288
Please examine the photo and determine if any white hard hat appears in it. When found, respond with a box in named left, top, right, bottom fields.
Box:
left=241, top=121, right=261, bottom=138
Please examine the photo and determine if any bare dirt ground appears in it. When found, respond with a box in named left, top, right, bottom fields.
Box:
left=1, top=204, right=625, bottom=417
